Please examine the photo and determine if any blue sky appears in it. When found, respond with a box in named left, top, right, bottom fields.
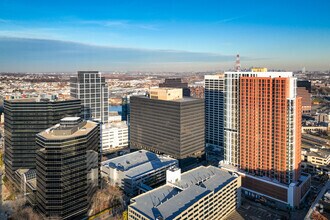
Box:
left=0, top=0, right=330, bottom=72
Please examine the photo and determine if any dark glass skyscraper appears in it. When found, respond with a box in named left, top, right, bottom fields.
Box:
left=4, top=98, right=81, bottom=186
left=70, top=71, right=109, bottom=123
left=204, top=74, right=225, bottom=152
left=36, top=117, right=100, bottom=219
left=130, top=88, right=205, bottom=167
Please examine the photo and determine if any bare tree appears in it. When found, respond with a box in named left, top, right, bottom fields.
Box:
left=90, top=182, right=125, bottom=217
left=8, top=197, right=43, bottom=220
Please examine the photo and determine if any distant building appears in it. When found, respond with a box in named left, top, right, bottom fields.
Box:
left=102, top=121, right=128, bottom=151
left=36, top=117, right=100, bottom=219
left=128, top=166, right=241, bottom=220
left=297, top=80, right=312, bottom=93
left=301, top=148, right=330, bottom=173
left=297, top=80, right=312, bottom=114
left=204, top=74, right=225, bottom=151
left=130, top=88, right=205, bottom=167
left=109, top=111, right=122, bottom=122
left=70, top=71, right=109, bottom=123
left=314, top=112, right=330, bottom=123
left=159, top=78, right=191, bottom=97
left=101, top=150, right=178, bottom=197
left=121, top=96, right=130, bottom=122
left=4, top=98, right=81, bottom=187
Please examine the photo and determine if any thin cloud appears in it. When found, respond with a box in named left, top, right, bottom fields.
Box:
left=0, top=18, right=10, bottom=23
left=75, top=19, right=159, bottom=31
left=215, top=15, right=246, bottom=24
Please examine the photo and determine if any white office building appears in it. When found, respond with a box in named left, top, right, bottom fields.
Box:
left=102, top=121, right=129, bottom=151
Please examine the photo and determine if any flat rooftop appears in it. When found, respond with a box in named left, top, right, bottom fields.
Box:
left=135, top=95, right=202, bottom=103
left=306, top=149, right=330, bottom=159
left=38, top=120, right=98, bottom=140
left=102, top=150, right=178, bottom=179
left=130, top=166, right=236, bottom=219
left=5, top=97, right=78, bottom=103
left=104, top=121, right=128, bottom=129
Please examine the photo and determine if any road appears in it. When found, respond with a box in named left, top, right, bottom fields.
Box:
left=304, top=180, right=330, bottom=219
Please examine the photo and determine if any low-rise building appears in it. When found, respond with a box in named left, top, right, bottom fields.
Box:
left=220, top=163, right=311, bottom=209
left=128, top=166, right=241, bottom=220
left=306, top=149, right=330, bottom=167
left=301, top=148, right=330, bottom=173
left=109, top=111, right=122, bottom=122
left=102, top=121, right=129, bottom=151
left=314, top=112, right=330, bottom=123
left=101, top=150, right=178, bottom=197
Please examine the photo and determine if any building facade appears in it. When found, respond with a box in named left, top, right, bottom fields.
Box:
left=36, top=117, right=100, bottom=219
left=204, top=74, right=225, bottom=150
left=239, top=74, right=301, bottom=184
left=224, top=70, right=302, bottom=185
left=128, top=166, right=241, bottom=220
left=102, top=121, right=129, bottom=151
left=130, top=88, right=205, bottom=167
left=159, top=78, right=191, bottom=97
left=70, top=71, right=109, bottom=123
left=101, top=150, right=178, bottom=197
left=3, top=98, right=81, bottom=186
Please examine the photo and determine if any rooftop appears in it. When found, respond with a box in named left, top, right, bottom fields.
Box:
left=38, top=120, right=98, bottom=140
left=104, top=121, right=128, bottom=129
left=5, top=97, right=77, bottom=103
left=102, top=150, right=178, bottom=179
left=135, top=95, right=202, bottom=103
left=306, top=149, right=330, bottom=159
left=130, top=166, right=236, bottom=219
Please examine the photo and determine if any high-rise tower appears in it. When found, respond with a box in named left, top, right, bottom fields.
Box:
left=4, top=98, right=81, bottom=186
left=70, top=71, right=109, bottom=123
left=130, top=88, right=205, bottom=167
left=204, top=74, right=225, bottom=153
left=36, top=117, right=100, bottom=219
left=224, top=69, right=301, bottom=184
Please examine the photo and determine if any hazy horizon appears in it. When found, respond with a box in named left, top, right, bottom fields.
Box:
left=1, top=0, right=330, bottom=72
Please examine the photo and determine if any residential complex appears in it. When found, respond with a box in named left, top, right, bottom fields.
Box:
left=239, top=72, right=301, bottom=184
left=3, top=97, right=81, bottom=187
left=130, top=88, right=205, bottom=167
left=224, top=70, right=301, bottom=183
left=70, top=71, right=109, bottom=123
left=204, top=74, right=225, bottom=150
left=101, top=150, right=178, bottom=197
left=36, top=117, right=100, bottom=219
left=128, top=166, right=241, bottom=220
left=221, top=68, right=310, bottom=208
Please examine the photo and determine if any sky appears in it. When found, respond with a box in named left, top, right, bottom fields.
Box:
left=0, top=0, right=330, bottom=72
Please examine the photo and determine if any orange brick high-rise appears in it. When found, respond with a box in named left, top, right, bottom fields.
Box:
left=239, top=75, right=302, bottom=184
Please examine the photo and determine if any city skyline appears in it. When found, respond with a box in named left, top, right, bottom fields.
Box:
left=1, top=0, right=330, bottom=72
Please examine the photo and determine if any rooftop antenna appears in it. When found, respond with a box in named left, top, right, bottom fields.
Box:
left=235, top=54, right=241, bottom=72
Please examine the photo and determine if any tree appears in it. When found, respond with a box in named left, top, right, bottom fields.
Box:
left=90, top=182, right=126, bottom=217
left=8, top=198, right=43, bottom=220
